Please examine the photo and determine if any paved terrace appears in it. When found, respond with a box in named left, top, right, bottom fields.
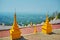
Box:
left=0, top=24, right=60, bottom=38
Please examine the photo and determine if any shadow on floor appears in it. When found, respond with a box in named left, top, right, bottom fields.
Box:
left=19, top=36, right=28, bottom=40
left=48, top=32, right=56, bottom=35
left=55, top=33, right=60, bottom=35
left=48, top=32, right=60, bottom=35
left=13, top=36, right=28, bottom=40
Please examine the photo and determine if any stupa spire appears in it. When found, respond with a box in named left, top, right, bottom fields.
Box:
left=13, top=12, right=17, bottom=27
left=45, top=13, right=49, bottom=24
left=13, top=9, right=17, bottom=24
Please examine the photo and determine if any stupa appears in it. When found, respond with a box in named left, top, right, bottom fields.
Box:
left=42, top=13, right=52, bottom=34
left=33, top=25, right=37, bottom=34
left=10, top=12, right=21, bottom=40
left=30, top=22, right=33, bottom=26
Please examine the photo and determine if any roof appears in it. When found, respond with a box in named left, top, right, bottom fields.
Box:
left=50, top=19, right=60, bottom=24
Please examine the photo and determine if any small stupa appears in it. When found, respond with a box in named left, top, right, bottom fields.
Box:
left=33, top=25, right=37, bottom=34
left=42, top=13, right=52, bottom=34
left=30, top=22, right=33, bottom=26
left=10, top=12, right=21, bottom=40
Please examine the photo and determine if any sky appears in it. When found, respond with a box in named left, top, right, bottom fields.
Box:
left=0, top=0, right=60, bottom=13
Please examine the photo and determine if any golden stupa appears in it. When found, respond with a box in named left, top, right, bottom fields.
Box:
left=42, top=13, right=52, bottom=34
left=10, top=12, right=21, bottom=40
left=33, top=25, right=37, bottom=34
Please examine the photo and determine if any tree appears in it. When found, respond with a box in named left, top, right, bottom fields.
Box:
left=57, top=13, right=60, bottom=19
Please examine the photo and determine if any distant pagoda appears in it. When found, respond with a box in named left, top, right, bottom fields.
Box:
left=10, top=12, right=21, bottom=40
left=42, top=13, right=52, bottom=34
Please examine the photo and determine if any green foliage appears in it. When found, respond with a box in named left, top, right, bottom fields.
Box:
left=57, top=13, right=60, bottom=19
left=49, top=12, right=60, bottom=21
left=49, top=16, right=55, bottom=21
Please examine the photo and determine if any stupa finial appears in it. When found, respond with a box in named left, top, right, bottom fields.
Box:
left=45, top=12, right=49, bottom=22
